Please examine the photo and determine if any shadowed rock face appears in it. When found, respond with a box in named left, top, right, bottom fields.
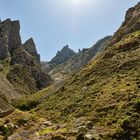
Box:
left=0, top=19, right=53, bottom=94
left=10, top=47, right=36, bottom=66
left=0, top=19, right=21, bottom=59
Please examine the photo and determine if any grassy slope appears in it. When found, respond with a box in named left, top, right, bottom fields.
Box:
left=11, top=3, right=140, bottom=139
left=29, top=31, right=140, bottom=139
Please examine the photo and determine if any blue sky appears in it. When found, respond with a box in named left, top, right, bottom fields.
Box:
left=0, top=0, right=139, bottom=61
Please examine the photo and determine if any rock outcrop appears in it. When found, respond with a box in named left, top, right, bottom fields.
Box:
left=0, top=19, right=21, bottom=59
left=111, top=2, right=140, bottom=44
left=23, top=38, right=40, bottom=63
left=0, top=19, right=53, bottom=94
left=49, top=45, right=76, bottom=69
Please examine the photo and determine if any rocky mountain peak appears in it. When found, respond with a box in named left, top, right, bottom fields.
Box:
left=0, top=19, right=21, bottom=59
left=61, top=44, right=69, bottom=51
left=23, top=38, right=40, bottom=63
left=56, top=45, right=75, bottom=55
left=111, top=2, right=140, bottom=45
left=49, top=45, right=76, bottom=68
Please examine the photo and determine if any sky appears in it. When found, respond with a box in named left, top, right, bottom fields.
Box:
left=0, top=0, right=139, bottom=61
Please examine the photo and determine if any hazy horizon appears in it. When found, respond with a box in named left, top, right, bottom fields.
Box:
left=0, top=0, right=139, bottom=61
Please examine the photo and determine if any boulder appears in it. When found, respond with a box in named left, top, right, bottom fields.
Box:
left=2, top=122, right=15, bottom=138
left=43, top=121, right=52, bottom=127
left=84, top=133, right=93, bottom=140
left=86, top=121, right=93, bottom=130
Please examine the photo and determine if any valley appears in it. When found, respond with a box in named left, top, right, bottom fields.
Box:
left=0, top=2, right=140, bottom=140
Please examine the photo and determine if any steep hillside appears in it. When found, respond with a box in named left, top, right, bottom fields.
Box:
left=0, top=72, right=21, bottom=101
left=1, top=2, right=140, bottom=140
left=28, top=2, right=140, bottom=139
left=0, top=72, right=21, bottom=114
left=0, top=19, right=52, bottom=94
left=49, top=36, right=111, bottom=81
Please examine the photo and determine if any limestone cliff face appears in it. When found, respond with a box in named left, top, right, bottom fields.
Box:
left=0, top=19, right=21, bottom=59
left=0, top=19, right=52, bottom=94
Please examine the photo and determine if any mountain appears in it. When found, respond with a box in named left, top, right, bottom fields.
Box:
left=0, top=19, right=52, bottom=94
left=49, top=45, right=76, bottom=68
left=25, top=2, right=140, bottom=139
left=111, top=2, right=140, bottom=45
left=0, top=2, right=140, bottom=140
left=49, top=36, right=111, bottom=81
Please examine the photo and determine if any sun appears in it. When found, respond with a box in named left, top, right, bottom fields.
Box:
left=70, top=0, right=93, bottom=7
left=62, top=0, right=95, bottom=9
left=72, top=0, right=79, bottom=6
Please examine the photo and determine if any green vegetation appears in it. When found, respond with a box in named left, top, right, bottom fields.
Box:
left=12, top=86, right=56, bottom=111
left=7, top=64, right=38, bottom=95
left=0, top=57, right=10, bottom=75
left=12, top=31, right=140, bottom=139
left=1, top=3, right=140, bottom=139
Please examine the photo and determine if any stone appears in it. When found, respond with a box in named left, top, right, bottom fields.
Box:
left=43, top=121, right=52, bottom=127
left=77, top=126, right=88, bottom=134
left=3, top=122, right=15, bottom=137
left=52, top=124, right=61, bottom=130
left=84, top=133, right=93, bottom=140
left=8, top=133, right=21, bottom=140
left=86, top=121, right=93, bottom=130
left=74, top=117, right=86, bottom=127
